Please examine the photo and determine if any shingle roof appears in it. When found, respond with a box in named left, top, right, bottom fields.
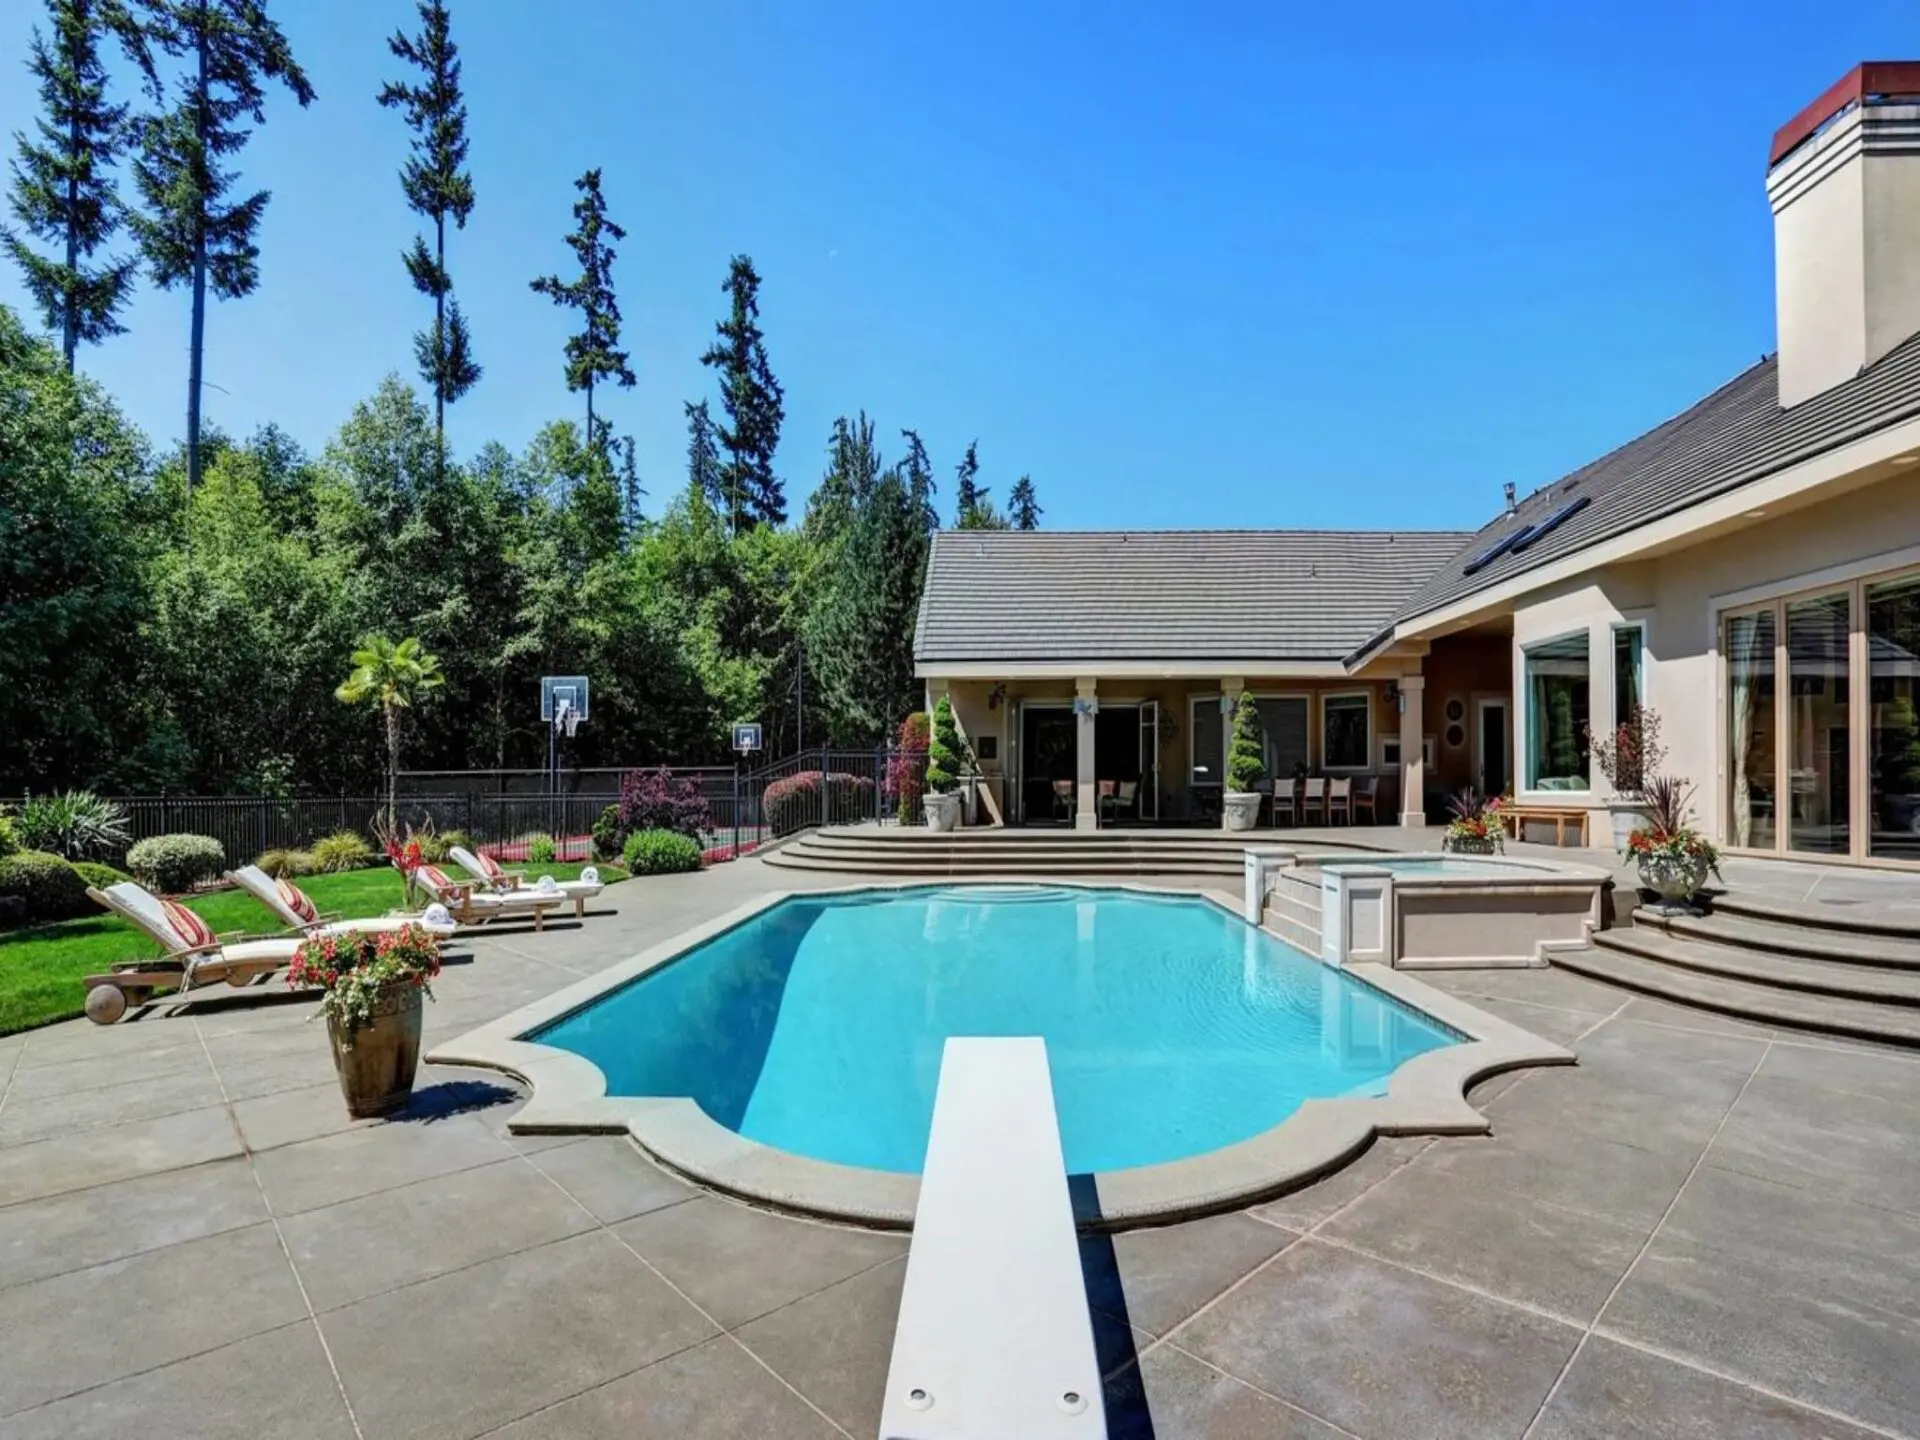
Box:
left=913, top=529, right=1472, bottom=666
left=1374, top=332, right=1920, bottom=647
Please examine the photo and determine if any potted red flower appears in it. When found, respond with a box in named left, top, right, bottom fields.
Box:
left=1442, top=788, right=1506, bottom=854
left=288, top=925, right=442, bottom=1117
left=1625, top=775, right=1721, bottom=911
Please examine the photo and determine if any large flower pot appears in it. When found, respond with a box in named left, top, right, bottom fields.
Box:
left=327, top=981, right=424, bottom=1118
left=923, top=792, right=961, bottom=833
left=1443, top=832, right=1501, bottom=856
left=1607, top=798, right=1652, bottom=851
left=1222, top=792, right=1262, bottom=832
left=1637, top=851, right=1714, bottom=909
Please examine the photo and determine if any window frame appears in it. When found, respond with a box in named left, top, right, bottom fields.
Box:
left=1518, top=628, right=1594, bottom=796
left=1320, top=690, right=1373, bottom=773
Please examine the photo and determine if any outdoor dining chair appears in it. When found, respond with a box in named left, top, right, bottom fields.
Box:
left=1299, top=776, right=1328, bottom=825
left=1328, top=777, right=1352, bottom=825
left=1052, top=779, right=1076, bottom=822
left=1352, top=775, right=1379, bottom=824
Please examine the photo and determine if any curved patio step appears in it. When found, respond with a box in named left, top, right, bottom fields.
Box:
left=1636, top=907, right=1920, bottom=971
left=1707, top=889, right=1920, bottom=940
left=1549, top=945, right=1920, bottom=1047
left=1596, top=927, right=1920, bottom=1006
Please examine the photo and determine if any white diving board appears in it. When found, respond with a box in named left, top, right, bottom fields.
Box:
left=879, top=1037, right=1106, bottom=1440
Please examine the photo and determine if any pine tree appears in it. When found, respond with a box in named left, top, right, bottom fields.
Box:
left=900, top=427, right=937, bottom=535
left=1008, top=474, right=1041, bottom=530
left=3, top=0, right=149, bottom=371
left=378, top=0, right=478, bottom=475
left=804, top=411, right=880, bottom=543
left=952, top=439, right=984, bottom=526
left=529, top=168, right=634, bottom=455
left=127, top=0, right=315, bottom=500
left=700, top=254, right=786, bottom=532
left=684, top=397, right=721, bottom=503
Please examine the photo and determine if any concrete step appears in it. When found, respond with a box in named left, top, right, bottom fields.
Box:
left=1595, top=927, right=1920, bottom=1006
left=1707, top=889, right=1920, bottom=941
left=763, top=852, right=1242, bottom=877
left=1637, top=907, right=1920, bottom=971
left=1550, top=945, right=1920, bottom=1047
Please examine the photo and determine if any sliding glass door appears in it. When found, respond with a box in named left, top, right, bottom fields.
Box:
left=1869, top=573, right=1920, bottom=861
left=1724, top=609, right=1776, bottom=850
left=1786, top=593, right=1850, bottom=855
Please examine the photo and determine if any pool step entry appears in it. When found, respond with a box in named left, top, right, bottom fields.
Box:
left=879, top=1037, right=1105, bottom=1440
left=1263, top=867, right=1325, bottom=955
left=767, top=826, right=1385, bottom=879
left=1552, top=903, right=1920, bottom=1047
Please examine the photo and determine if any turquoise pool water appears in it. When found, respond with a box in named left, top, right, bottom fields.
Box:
left=1321, top=855, right=1537, bottom=878
left=534, top=885, right=1462, bottom=1174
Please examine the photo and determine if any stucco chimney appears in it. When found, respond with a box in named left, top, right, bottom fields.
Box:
left=1768, top=63, right=1920, bottom=408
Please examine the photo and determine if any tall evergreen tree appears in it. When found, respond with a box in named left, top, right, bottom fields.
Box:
left=1008, top=474, right=1041, bottom=530
left=3, top=0, right=148, bottom=371
left=952, top=439, right=985, bottom=525
left=529, top=167, right=634, bottom=452
left=378, top=0, right=478, bottom=474
left=806, top=465, right=927, bottom=743
left=684, top=397, right=721, bottom=502
left=804, top=411, right=880, bottom=543
left=128, top=0, right=315, bottom=500
left=900, top=427, right=937, bottom=535
left=700, top=254, right=786, bottom=532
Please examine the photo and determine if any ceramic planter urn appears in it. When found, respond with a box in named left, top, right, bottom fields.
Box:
left=1637, top=851, right=1713, bottom=907
left=923, top=792, right=962, bottom=833
left=328, top=982, right=424, bottom=1118
left=1222, top=792, right=1262, bottom=832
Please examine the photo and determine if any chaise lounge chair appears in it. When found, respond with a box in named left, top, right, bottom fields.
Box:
left=413, top=864, right=567, bottom=930
left=83, top=881, right=306, bottom=1025
left=447, top=846, right=605, bottom=920
left=226, top=865, right=458, bottom=942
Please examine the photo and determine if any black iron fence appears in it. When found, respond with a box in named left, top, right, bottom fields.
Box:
left=4, top=750, right=918, bottom=869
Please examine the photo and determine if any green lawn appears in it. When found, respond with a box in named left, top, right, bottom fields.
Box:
left=0, top=861, right=621, bottom=1037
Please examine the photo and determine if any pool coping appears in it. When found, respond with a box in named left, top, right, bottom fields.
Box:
left=425, top=878, right=1576, bottom=1231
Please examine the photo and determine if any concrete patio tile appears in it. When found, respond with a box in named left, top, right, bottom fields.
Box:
left=1422, top=966, right=1626, bottom=1015
left=0, top=1155, right=266, bottom=1292
left=1534, top=1334, right=1884, bottom=1439
left=1706, top=1072, right=1920, bottom=1217
left=1601, top=1182, right=1920, bottom=1435
left=1416, top=1115, right=1698, bottom=1231
left=1319, top=1164, right=1652, bottom=1323
left=1754, top=1037, right=1920, bottom=1105
left=613, top=1194, right=906, bottom=1329
left=1173, top=1239, right=1581, bottom=1440
left=1617, top=995, right=1777, bottom=1040
left=1104, top=1344, right=1351, bottom=1440
left=528, top=1135, right=697, bottom=1224
left=0, top=1222, right=307, bottom=1417
left=229, top=1080, right=381, bottom=1151
left=1080, top=1212, right=1295, bottom=1337
left=489, top=1334, right=842, bottom=1439
left=0, top=1318, right=355, bottom=1440
left=249, top=1112, right=512, bottom=1216
left=733, top=1256, right=906, bottom=1438
left=1244, top=1135, right=1431, bottom=1231
left=0, top=1063, right=226, bottom=1148
left=1568, top=1020, right=1769, bottom=1101
left=280, top=1157, right=597, bottom=1312
left=1487, top=1065, right=1730, bottom=1158
left=0, top=1104, right=241, bottom=1207
left=5, top=1037, right=210, bottom=1100
left=1461, top=995, right=1609, bottom=1046
left=323, top=1229, right=716, bottom=1440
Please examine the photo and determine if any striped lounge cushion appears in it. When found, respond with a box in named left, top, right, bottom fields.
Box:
left=475, top=851, right=506, bottom=881
left=419, top=865, right=455, bottom=893
left=161, top=899, right=216, bottom=951
left=275, top=879, right=318, bottom=924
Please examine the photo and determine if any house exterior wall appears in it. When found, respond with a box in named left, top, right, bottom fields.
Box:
left=1422, top=633, right=1513, bottom=796
left=1504, top=471, right=1920, bottom=849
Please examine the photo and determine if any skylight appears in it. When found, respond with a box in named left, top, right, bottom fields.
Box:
left=1508, top=495, right=1590, bottom=555
left=1462, top=526, right=1533, bottom=576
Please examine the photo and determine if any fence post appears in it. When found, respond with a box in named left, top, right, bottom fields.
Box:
left=259, top=797, right=270, bottom=858
left=731, top=763, right=741, bottom=861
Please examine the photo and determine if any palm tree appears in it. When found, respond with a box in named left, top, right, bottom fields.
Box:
left=335, top=634, right=444, bottom=826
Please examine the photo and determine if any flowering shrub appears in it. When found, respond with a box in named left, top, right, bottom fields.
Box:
left=617, top=768, right=710, bottom=841
left=764, top=771, right=876, bottom=836
left=887, top=712, right=930, bottom=824
left=287, top=925, right=441, bottom=1040
left=1443, top=789, right=1505, bottom=852
left=1624, top=776, right=1721, bottom=873
left=375, top=816, right=428, bottom=908
left=1585, top=704, right=1668, bottom=796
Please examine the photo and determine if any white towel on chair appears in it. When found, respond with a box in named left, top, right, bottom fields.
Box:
left=536, top=875, right=560, bottom=895
left=424, top=903, right=453, bottom=928
left=579, top=865, right=600, bottom=886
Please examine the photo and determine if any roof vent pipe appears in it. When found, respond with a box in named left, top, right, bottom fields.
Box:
left=1503, top=482, right=1517, bottom=514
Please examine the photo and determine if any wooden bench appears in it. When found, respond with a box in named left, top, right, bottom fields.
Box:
left=879, top=1038, right=1105, bottom=1440
left=1498, top=805, right=1590, bottom=848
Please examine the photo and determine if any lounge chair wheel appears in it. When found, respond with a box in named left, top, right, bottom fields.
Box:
left=85, top=984, right=129, bottom=1025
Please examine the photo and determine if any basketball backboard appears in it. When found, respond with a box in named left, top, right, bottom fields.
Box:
left=540, top=675, right=591, bottom=723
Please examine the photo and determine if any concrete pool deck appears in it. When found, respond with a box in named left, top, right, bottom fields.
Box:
left=3, top=858, right=1919, bottom=1437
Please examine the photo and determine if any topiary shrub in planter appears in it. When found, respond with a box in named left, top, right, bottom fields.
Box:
left=764, top=771, right=877, bottom=837
left=0, top=850, right=93, bottom=923
left=623, top=828, right=703, bottom=875
left=309, top=831, right=376, bottom=873
left=591, top=804, right=625, bottom=861
left=1222, top=698, right=1266, bottom=832
left=127, top=833, right=226, bottom=893
left=924, top=697, right=964, bottom=831
left=888, top=712, right=930, bottom=825
left=617, top=768, right=711, bottom=841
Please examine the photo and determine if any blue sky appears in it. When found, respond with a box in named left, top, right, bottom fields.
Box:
left=3, top=1, right=1914, bottom=530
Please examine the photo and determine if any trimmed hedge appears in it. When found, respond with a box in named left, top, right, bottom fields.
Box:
left=72, top=861, right=132, bottom=889
left=309, top=831, right=376, bottom=873
left=256, top=847, right=316, bottom=878
left=126, top=833, right=226, bottom=894
left=622, top=828, right=702, bottom=875
left=0, top=850, right=94, bottom=923
left=0, top=811, right=18, bottom=862
left=763, top=771, right=876, bottom=838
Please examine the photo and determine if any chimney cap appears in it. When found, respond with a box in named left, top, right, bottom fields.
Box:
left=1770, top=61, right=1920, bottom=169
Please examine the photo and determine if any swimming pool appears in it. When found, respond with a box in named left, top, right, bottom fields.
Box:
left=532, top=884, right=1462, bottom=1175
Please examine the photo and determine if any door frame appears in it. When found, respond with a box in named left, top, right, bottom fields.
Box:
left=1014, top=700, right=1075, bottom=826
left=1473, top=695, right=1511, bottom=798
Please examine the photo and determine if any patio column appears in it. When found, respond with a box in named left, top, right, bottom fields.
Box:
left=1075, top=678, right=1098, bottom=830
left=1219, top=677, right=1245, bottom=830
left=1398, top=673, right=1426, bottom=828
